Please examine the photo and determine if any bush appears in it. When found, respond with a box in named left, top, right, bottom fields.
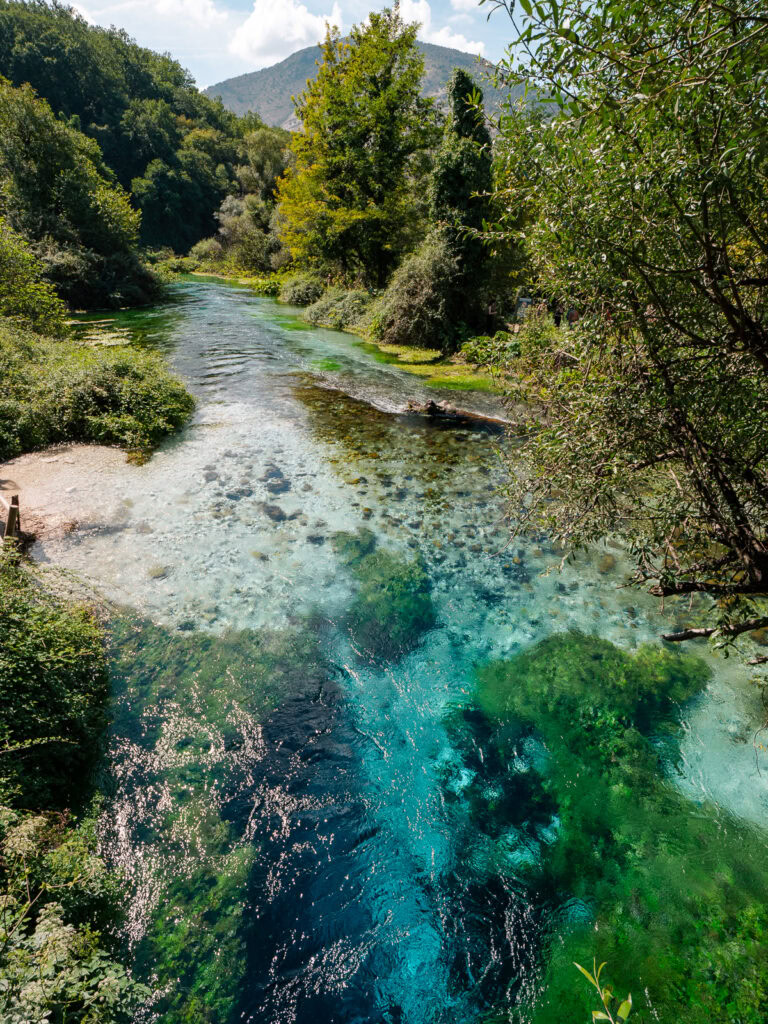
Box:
left=279, top=273, right=325, bottom=306
left=0, top=548, right=108, bottom=808
left=0, top=218, right=67, bottom=335
left=0, top=322, right=195, bottom=460
left=0, top=550, right=146, bottom=1022
left=516, top=304, right=568, bottom=359
left=369, top=229, right=463, bottom=354
left=188, top=237, right=224, bottom=266
left=461, top=331, right=520, bottom=367
left=304, top=288, right=372, bottom=330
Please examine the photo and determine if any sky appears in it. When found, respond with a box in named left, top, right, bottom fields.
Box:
left=72, top=0, right=514, bottom=89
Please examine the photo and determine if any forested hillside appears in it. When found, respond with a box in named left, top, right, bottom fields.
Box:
left=0, top=0, right=239, bottom=253
left=204, top=39, right=521, bottom=128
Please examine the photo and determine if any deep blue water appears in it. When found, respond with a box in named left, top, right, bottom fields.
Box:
left=39, top=278, right=767, bottom=1023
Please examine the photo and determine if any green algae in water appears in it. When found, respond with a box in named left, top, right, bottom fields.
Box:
left=310, top=358, right=343, bottom=371
left=106, top=615, right=331, bottom=1024
left=451, top=633, right=768, bottom=1024
left=333, top=529, right=436, bottom=660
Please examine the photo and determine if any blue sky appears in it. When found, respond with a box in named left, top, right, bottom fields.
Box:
left=72, top=0, right=514, bottom=88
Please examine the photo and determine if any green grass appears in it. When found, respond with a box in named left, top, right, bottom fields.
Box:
left=356, top=339, right=501, bottom=392
left=0, top=321, right=195, bottom=461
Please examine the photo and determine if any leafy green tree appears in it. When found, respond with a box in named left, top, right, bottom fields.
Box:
left=486, top=0, right=768, bottom=648
left=0, top=77, right=158, bottom=307
left=235, top=117, right=292, bottom=201
left=0, top=217, right=66, bottom=335
left=0, top=0, right=240, bottom=251
left=277, top=9, right=438, bottom=285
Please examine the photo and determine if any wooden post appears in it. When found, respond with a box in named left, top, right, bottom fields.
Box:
left=1, top=494, right=20, bottom=541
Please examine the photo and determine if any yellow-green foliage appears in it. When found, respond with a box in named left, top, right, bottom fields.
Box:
left=276, top=12, right=437, bottom=285
left=0, top=321, right=194, bottom=460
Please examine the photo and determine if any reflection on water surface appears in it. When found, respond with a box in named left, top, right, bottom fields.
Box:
left=50, top=279, right=768, bottom=1022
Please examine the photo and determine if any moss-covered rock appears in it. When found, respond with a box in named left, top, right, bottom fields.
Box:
left=445, top=632, right=768, bottom=1024
left=332, top=529, right=436, bottom=659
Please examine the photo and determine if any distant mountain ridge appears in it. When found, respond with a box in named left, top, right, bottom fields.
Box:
left=204, top=41, right=520, bottom=129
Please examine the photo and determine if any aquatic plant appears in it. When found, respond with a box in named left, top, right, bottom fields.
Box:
left=449, top=632, right=768, bottom=1023
left=332, top=529, right=436, bottom=659
left=105, top=615, right=333, bottom=1023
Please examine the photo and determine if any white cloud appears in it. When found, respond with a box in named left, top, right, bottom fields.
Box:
left=230, top=0, right=342, bottom=67
left=399, top=0, right=484, bottom=54
left=86, top=0, right=226, bottom=29
left=450, top=0, right=482, bottom=12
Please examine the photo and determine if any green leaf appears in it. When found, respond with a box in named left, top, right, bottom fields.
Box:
left=592, top=1014, right=611, bottom=1022
left=519, top=0, right=533, bottom=16
left=618, top=994, right=632, bottom=1021
left=574, top=961, right=597, bottom=988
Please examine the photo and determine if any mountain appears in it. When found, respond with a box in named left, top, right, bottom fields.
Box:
left=204, top=41, right=521, bottom=129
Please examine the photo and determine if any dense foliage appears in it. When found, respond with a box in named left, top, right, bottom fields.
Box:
left=371, top=70, right=494, bottom=353
left=0, top=217, right=67, bottom=335
left=0, top=549, right=145, bottom=1023
left=0, top=77, right=160, bottom=308
left=483, top=0, right=768, bottom=646
left=0, top=0, right=241, bottom=253
left=276, top=10, right=439, bottom=286
left=0, top=320, right=195, bottom=460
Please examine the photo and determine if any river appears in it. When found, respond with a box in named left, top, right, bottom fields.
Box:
left=36, top=277, right=768, bottom=1023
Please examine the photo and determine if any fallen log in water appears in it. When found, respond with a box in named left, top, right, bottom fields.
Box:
left=403, top=399, right=511, bottom=428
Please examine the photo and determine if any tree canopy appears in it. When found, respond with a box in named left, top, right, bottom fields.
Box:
left=276, top=9, right=439, bottom=286
left=486, top=0, right=768, bottom=648
left=0, top=0, right=240, bottom=251
left=0, top=77, right=159, bottom=307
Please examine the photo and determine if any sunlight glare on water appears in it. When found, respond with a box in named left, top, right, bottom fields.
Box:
left=37, top=279, right=768, bottom=1023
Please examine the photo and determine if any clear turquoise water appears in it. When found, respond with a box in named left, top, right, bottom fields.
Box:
left=39, top=278, right=768, bottom=1022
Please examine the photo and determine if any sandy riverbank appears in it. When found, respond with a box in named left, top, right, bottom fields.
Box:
left=0, top=444, right=139, bottom=541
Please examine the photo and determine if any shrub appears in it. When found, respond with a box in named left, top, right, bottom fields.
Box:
left=188, top=236, right=224, bottom=266
left=0, top=550, right=146, bottom=1022
left=446, top=632, right=768, bottom=1024
left=516, top=304, right=567, bottom=359
left=0, top=548, right=108, bottom=808
left=279, top=273, right=325, bottom=306
left=369, top=229, right=462, bottom=354
left=0, top=322, right=195, bottom=460
left=0, top=218, right=67, bottom=336
left=304, top=288, right=372, bottom=330
left=248, top=274, right=283, bottom=296
left=461, top=331, right=520, bottom=367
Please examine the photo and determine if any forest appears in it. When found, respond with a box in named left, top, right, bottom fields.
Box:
left=0, top=0, right=767, bottom=1021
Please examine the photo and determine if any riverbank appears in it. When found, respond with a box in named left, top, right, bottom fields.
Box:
left=0, top=443, right=137, bottom=541
left=11, top=275, right=768, bottom=1024
left=188, top=271, right=502, bottom=393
